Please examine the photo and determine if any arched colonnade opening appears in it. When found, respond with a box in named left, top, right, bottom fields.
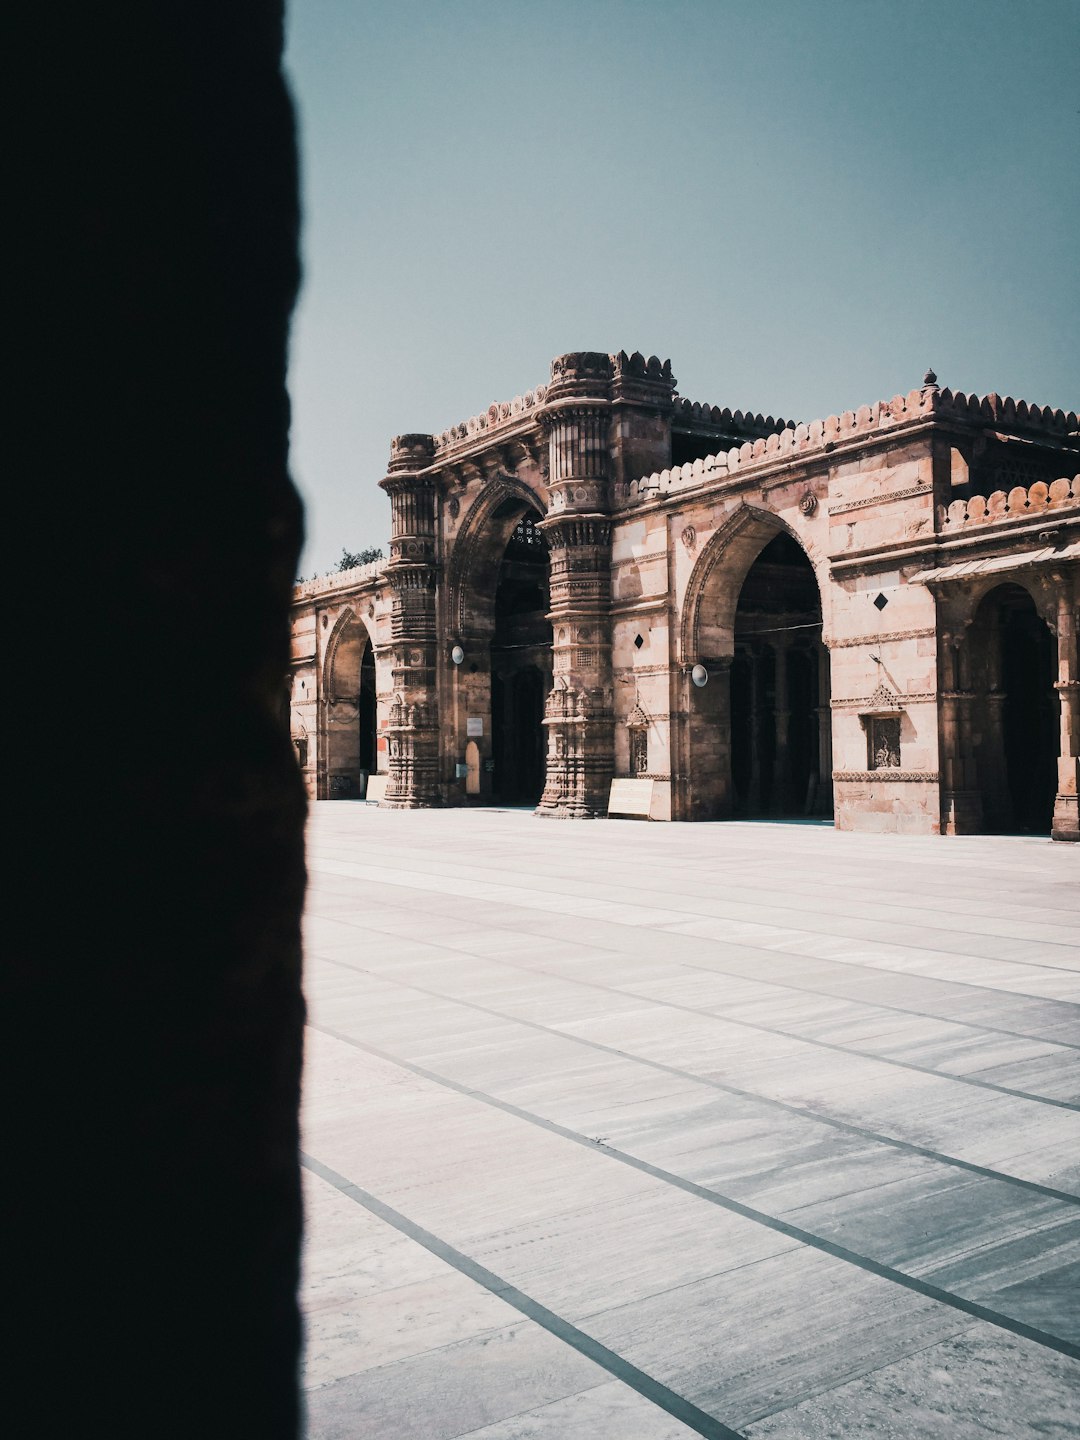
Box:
left=968, top=582, right=1057, bottom=834
left=321, top=615, right=378, bottom=799
left=683, top=509, right=832, bottom=822
left=492, top=511, right=550, bottom=803
left=450, top=491, right=553, bottom=807
left=731, top=533, right=831, bottom=817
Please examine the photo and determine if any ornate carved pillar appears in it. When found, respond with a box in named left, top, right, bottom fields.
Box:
left=536, top=353, right=616, bottom=817
left=378, top=434, right=441, bottom=808
left=1052, top=573, right=1079, bottom=841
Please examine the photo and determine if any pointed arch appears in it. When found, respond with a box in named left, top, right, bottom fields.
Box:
left=446, top=474, right=548, bottom=638
left=680, top=503, right=827, bottom=664
left=321, top=606, right=376, bottom=696
left=676, top=503, right=831, bottom=822
left=320, top=607, right=379, bottom=798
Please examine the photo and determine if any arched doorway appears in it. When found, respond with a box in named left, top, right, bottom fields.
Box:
left=970, top=584, right=1057, bottom=833
left=682, top=510, right=831, bottom=821
left=730, top=533, right=830, bottom=817
left=490, top=513, right=551, bottom=804
left=323, top=617, right=378, bottom=798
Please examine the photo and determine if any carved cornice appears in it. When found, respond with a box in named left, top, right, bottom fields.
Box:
left=380, top=471, right=441, bottom=498
left=383, top=565, right=437, bottom=592
left=539, top=515, right=613, bottom=549
left=831, top=690, right=935, bottom=710
left=612, top=549, right=669, bottom=568
left=833, top=770, right=940, bottom=782
left=829, top=485, right=933, bottom=516
left=829, top=628, right=937, bottom=648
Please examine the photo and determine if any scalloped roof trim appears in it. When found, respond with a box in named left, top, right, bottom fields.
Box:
left=672, top=397, right=793, bottom=434
left=433, top=385, right=550, bottom=452
left=627, top=387, right=1079, bottom=500
left=939, top=474, right=1080, bottom=528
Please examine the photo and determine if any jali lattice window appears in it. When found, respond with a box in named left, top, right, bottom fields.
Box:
left=512, top=516, right=544, bottom=547
left=629, top=726, right=648, bottom=775
left=868, top=716, right=901, bottom=769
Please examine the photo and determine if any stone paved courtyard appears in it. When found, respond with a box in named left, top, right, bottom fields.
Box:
left=299, top=805, right=1080, bottom=1439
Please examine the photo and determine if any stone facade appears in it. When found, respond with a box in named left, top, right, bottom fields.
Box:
left=291, top=352, right=1080, bottom=840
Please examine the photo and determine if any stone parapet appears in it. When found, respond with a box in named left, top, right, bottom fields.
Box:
left=624, top=387, right=1079, bottom=509
left=293, top=558, right=386, bottom=601
left=938, top=474, right=1079, bottom=531
left=433, top=388, right=549, bottom=456
left=672, top=396, right=793, bottom=437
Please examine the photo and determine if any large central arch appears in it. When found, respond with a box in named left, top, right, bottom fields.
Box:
left=678, top=503, right=832, bottom=820
left=444, top=477, right=553, bottom=806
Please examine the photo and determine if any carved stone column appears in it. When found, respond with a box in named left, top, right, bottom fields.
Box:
left=537, top=353, right=616, bottom=817
left=1052, top=573, right=1079, bottom=841
left=379, top=435, right=441, bottom=808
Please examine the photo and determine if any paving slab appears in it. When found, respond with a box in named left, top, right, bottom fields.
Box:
left=300, top=806, right=1080, bottom=1438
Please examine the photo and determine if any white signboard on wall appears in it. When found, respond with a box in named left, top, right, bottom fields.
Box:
left=466, top=716, right=484, bottom=737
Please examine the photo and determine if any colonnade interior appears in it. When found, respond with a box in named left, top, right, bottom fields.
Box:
left=967, top=582, right=1058, bottom=834
left=730, top=533, right=832, bottom=819
left=489, top=512, right=552, bottom=805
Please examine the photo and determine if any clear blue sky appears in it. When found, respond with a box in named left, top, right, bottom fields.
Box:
left=284, top=0, right=1079, bottom=577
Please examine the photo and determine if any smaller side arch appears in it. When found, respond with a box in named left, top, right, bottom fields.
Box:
left=675, top=504, right=830, bottom=822
left=321, top=606, right=377, bottom=697
left=679, top=503, right=828, bottom=666
left=319, top=608, right=379, bottom=799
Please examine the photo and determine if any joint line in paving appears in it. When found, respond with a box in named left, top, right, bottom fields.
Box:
left=307, top=1020, right=1080, bottom=1365
left=309, top=858, right=1080, bottom=976
left=310, top=847, right=1080, bottom=961
left=325, top=927, right=1079, bottom=1113
left=300, top=1151, right=747, bottom=1440
left=309, top=865, right=1080, bottom=1052
left=315, top=959, right=1080, bottom=1210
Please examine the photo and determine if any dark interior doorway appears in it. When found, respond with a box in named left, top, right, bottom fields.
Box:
left=730, top=533, right=831, bottom=818
left=972, top=584, right=1057, bottom=834
left=491, top=513, right=551, bottom=804
left=359, top=640, right=377, bottom=777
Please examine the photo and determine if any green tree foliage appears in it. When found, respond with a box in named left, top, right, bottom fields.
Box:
left=337, top=545, right=384, bottom=570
